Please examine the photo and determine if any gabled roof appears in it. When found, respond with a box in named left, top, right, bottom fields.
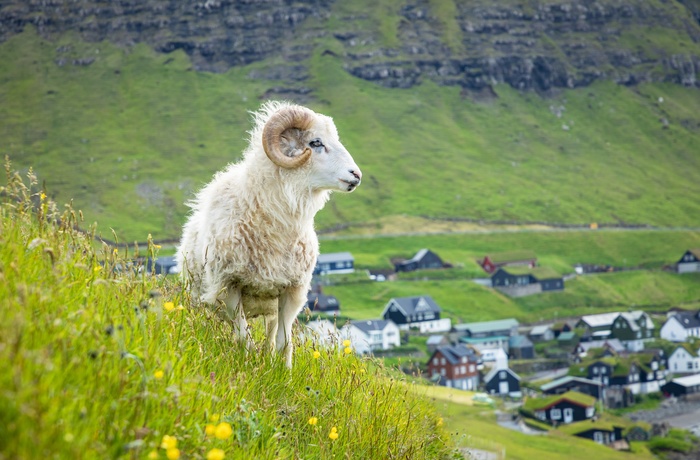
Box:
left=668, top=311, right=700, bottom=330
left=382, top=295, right=441, bottom=317
left=350, top=319, right=394, bottom=334
left=484, top=251, right=537, bottom=264
left=557, top=331, right=576, bottom=341
left=579, top=312, right=621, bottom=328
left=453, top=318, right=519, bottom=334
left=523, top=391, right=596, bottom=411
left=530, top=324, right=553, bottom=335
left=431, top=344, right=478, bottom=366
left=540, top=376, right=602, bottom=392
left=683, top=249, right=700, bottom=260
left=316, top=252, right=354, bottom=264
left=407, top=248, right=434, bottom=263
left=509, top=335, right=533, bottom=348
left=575, top=339, right=625, bottom=354
left=484, top=366, right=520, bottom=383
left=670, top=344, right=699, bottom=358
left=625, top=311, right=655, bottom=330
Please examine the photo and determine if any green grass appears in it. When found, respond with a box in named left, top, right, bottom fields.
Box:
left=2, top=27, right=700, bottom=242
left=0, top=167, right=454, bottom=459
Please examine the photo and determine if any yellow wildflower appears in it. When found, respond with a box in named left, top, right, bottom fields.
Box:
left=210, top=413, right=220, bottom=423
left=328, top=427, right=338, bottom=440
left=93, top=266, right=102, bottom=273
left=164, top=302, right=175, bottom=312
left=154, top=370, right=164, bottom=380
left=214, top=422, right=233, bottom=440
left=313, top=350, right=321, bottom=359
left=308, top=417, right=318, bottom=426
left=206, top=448, right=226, bottom=460
left=160, top=435, right=177, bottom=450
left=147, top=451, right=159, bottom=460
left=437, top=417, right=443, bottom=426
left=166, top=448, right=180, bottom=460
left=344, top=346, right=352, bottom=355
left=342, top=339, right=351, bottom=347
left=205, top=424, right=216, bottom=437
left=40, top=192, right=46, bottom=200
left=63, top=433, right=74, bottom=442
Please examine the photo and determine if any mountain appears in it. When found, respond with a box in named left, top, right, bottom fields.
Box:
left=1, top=1, right=699, bottom=241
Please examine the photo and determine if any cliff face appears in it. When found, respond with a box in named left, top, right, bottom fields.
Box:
left=1, top=0, right=699, bottom=93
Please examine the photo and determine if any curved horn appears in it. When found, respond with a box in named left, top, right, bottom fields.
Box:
left=262, top=106, right=315, bottom=169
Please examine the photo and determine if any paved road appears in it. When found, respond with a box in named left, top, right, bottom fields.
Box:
left=664, top=406, right=700, bottom=436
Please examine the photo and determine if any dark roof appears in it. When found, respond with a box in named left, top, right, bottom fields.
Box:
left=670, top=311, right=700, bottom=330
left=433, top=344, right=478, bottom=365
left=307, top=293, right=339, bottom=309
left=350, top=319, right=393, bottom=333
left=484, top=366, right=521, bottom=383
left=384, top=295, right=441, bottom=316
left=540, top=376, right=603, bottom=392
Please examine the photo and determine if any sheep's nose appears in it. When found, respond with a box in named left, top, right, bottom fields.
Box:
left=350, top=169, right=362, bottom=182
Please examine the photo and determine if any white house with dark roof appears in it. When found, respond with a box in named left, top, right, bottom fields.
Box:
left=381, top=296, right=452, bottom=333
left=313, top=252, right=355, bottom=275
left=577, top=310, right=654, bottom=351
left=302, top=319, right=339, bottom=347
left=668, top=345, right=700, bottom=374
left=677, top=249, right=700, bottom=274
left=660, top=310, right=700, bottom=342
left=341, top=319, right=400, bottom=355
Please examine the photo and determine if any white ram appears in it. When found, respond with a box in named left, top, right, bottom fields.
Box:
left=176, top=101, right=362, bottom=367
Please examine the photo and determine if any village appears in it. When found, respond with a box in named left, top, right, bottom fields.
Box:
left=297, top=248, right=700, bottom=453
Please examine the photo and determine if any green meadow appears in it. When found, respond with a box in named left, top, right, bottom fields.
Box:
left=0, top=168, right=454, bottom=459
left=1, top=28, right=700, bottom=243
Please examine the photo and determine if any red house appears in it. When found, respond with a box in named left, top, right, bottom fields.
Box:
left=426, top=345, right=481, bottom=391
left=478, top=250, right=537, bottom=274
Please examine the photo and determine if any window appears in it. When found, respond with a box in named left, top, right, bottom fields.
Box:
left=688, top=362, right=694, bottom=371
left=469, top=365, right=475, bottom=373
left=462, top=357, right=467, bottom=364
left=586, top=407, right=595, bottom=418
left=535, top=411, right=546, bottom=421
left=601, top=367, right=607, bottom=374
left=461, top=366, right=466, bottom=374
left=499, top=371, right=506, bottom=380
left=592, top=367, right=599, bottom=375
left=550, top=408, right=562, bottom=420
left=440, top=368, right=446, bottom=376
left=441, top=358, right=446, bottom=365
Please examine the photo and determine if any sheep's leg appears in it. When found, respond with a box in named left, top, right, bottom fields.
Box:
left=222, top=288, right=251, bottom=348
left=277, top=287, right=305, bottom=368
left=264, top=315, right=279, bottom=353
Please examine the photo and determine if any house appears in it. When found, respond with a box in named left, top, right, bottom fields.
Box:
left=509, top=335, right=535, bottom=359
left=540, top=376, right=603, bottom=399
left=483, top=367, right=521, bottom=397
left=479, top=347, right=508, bottom=369
left=491, top=267, right=564, bottom=297
left=572, top=339, right=626, bottom=361
left=459, top=336, right=510, bottom=354
left=394, top=249, right=445, bottom=272
left=661, top=373, right=700, bottom=397
left=660, top=310, right=700, bottom=342
left=478, top=250, right=537, bottom=274
left=677, top=249, right=700, bottom=273
left=529, top=324, right=555, bottom=342
left=381, top=296, right=452, bottom=333
left=341, top=320, right=400, bottom=355
left=557, top=331, right=577, bottom=347
left=426, top=345, right=480, bottom=391
left=577, top=311, right=655, bottom=351
left=667, top=344, right=700, bottom=374
left=522, top=391, right=596, bottom=425
left=551, top=321, right=573, bottom=338
left=574, top=354, right=665, bottom=397
left=563, top=422, right=625, bottom=448
left=302, top=319, right=339, bottom=346
left=452, top=318, right=519, bottom=338
left=314, top=252, right=354, bottom=275
left=426, top=334, right=450, bottom=354
left=624, top=425, right=651, bottom=442
left=306, top=292, right=341, bottom=315
left=140, top=256, right=179, bottom=275
left=636, top=352, right=667, bottom=394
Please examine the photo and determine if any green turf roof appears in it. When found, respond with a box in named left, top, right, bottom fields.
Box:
left=523, top=391, right=596, bottom=411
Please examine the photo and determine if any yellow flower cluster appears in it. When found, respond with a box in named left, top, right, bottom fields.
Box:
left=214, top=422, right=233, bottom=440
left=308, top=416, right=318, bottom=426
left=154, top=370, right=164, bottom=380
left=164, top=301, right=185, bottom=312
left=313, top=350, right=321, bottom=359
left=328, top=426, right=339, bottom=440
left=206, top=448, right=226, bottom=460
left=160, top=435, right=179, bottom=459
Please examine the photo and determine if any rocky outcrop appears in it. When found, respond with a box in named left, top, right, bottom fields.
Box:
left=1, top=0, right=699, bottom=93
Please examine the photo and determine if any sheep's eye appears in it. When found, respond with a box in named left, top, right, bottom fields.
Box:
left=309, top=139, right=323, bottom=149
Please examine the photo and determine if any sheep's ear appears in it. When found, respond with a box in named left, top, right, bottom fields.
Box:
left=279, top=128, right=307, bottom=158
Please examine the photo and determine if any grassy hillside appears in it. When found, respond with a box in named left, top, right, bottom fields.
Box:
left=0, top=168, right=453, bottom=459
left=1, top=27, right=700, bottom=242
left=316, top=229, right=700, bottom=322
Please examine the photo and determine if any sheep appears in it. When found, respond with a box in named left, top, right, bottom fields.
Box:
left=176, top=101, right=362, bottom=367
